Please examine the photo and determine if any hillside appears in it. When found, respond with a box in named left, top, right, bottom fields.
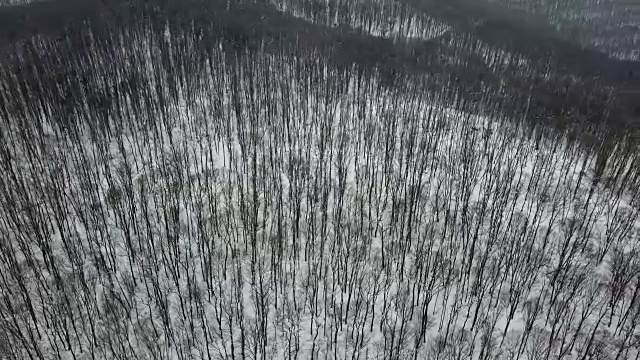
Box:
left=0, top=0, right=639, bottom=359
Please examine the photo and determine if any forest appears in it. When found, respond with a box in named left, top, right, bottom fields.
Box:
left=0, top=0, right=639, bottom=359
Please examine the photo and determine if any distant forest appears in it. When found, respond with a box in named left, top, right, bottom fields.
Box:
left=0, top=0, right=638, bottom=130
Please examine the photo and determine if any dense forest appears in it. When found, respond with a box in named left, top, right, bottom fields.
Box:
left=489, top=0, right=640, bottom=61
left=0, top=0, right=640, bottom=359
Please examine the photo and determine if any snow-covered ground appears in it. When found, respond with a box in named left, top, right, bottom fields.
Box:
left=269, top=0, right=451, bottom=42
left=1, top=29, right=639, bottom=359
left=269, top=0, right=533, bottom=80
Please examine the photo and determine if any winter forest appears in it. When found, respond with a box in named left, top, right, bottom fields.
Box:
left=1, top=0, right=640, bottom=359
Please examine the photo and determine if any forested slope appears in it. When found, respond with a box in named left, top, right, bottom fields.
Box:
left=0, top=0, right=639, bottom=359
